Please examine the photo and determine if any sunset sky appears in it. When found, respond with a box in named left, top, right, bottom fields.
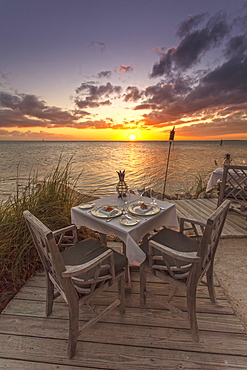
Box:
left=0, top=0, right=247, bottom=141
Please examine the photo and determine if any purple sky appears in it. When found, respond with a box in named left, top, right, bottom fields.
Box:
left=0, top=0, right=247, bottom=141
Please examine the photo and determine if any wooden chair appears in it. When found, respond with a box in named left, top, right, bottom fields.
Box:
left=217, top=164, right=247, bottom=217
left=23, top=210, right=127, bottom=358
left=139, top=200, right=230, bottom=341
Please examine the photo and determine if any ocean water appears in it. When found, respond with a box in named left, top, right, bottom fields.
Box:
left=0, top=140, right=246, bottom=202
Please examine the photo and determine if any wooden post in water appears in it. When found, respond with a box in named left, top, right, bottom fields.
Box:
left=162, top=127, right=175, bottom=200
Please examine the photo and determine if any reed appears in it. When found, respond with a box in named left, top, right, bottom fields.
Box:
left=0, top=157, right=95, bottom=312
left=193, top=172, right=207, bottom=198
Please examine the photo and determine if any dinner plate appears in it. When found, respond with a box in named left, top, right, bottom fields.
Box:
left=91, top=205, right=122, bottom=218
left=128, top=202, right=160, bottom=216
left=120, top=216, right=139, bottom=226
left=78, top=203, right=95, bottom=209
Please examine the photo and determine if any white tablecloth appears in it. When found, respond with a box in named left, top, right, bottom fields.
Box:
left=71, top=193, right=179, bottom=266
left=206, top=168, right=224, bottom=192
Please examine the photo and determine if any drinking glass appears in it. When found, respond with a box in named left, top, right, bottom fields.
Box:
left=121, top=192, right=130, bottom=215
left=150, top=188, right=157, bottom=205
left=137, top=186, right=145, bottom=203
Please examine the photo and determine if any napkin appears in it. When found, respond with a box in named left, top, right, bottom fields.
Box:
left=135, top=204, right=153, bottom=213
left=99, top=206, right=118, bottom=216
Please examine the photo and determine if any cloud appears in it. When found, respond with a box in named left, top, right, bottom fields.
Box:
left=114, top=65, right=134, bottom=74
left=97, top=70, right=112, bottom=78
left=0, top=91, right=86, bottom=128
left=119, top=65, right=133, bottom=73
left=74, top=81, right=122, bottom=109
left=0, top=129, right=76, bottom=140
left=176, top=13, right=208, bottom=38
left=176, top=114, right=247, bottom=138
left=122, top=7, right=246, bottom=138
left=87, top=41, right=106, bottom=52
left=150, top=11, right=230, bottom=77
left=124, top=86, right=143, bottom=102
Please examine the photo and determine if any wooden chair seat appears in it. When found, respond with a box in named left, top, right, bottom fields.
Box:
left=61, top=238, right=127, bottom=290
left=140, top=228, right=198, bottom=279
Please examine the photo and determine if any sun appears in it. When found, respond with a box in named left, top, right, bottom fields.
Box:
left=128, top=134, right=137, bottom=141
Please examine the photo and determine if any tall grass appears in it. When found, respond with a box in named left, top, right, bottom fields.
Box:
left=0, top=157, right=95, bottom=312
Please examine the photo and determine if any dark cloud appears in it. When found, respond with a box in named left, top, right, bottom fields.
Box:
left=176, top=13, right=208, bottom=38
left=185, top=55, right=247, bottom=109
left=97, top=70, right=112, bottom=78
left=176, top=114, right=247, bottom=138
left=224, top=34, right=247, bottom=59
left=150, top=11, right=230, bottom=77
left=0, top=129, right=76, bottom=140
left=124, top=86, right=143, bottom=102
left=75, top=81, right=122, bottom=109
left=87, top=41, right=106, bottom=52
left=0, top=92, right=85, bottom=128
left=134, top=103, right=156, bottom=110
left=126, top=7, right=246, bottom=137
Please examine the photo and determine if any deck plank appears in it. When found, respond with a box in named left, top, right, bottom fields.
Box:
left=170, top=198, right=247, bottom=238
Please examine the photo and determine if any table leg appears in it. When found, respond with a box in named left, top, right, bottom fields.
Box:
left=122, top=242, right=131, bottom=292
left=99, top=233, right=107, bottom=245
left=100, top=234, right=131, bottom=291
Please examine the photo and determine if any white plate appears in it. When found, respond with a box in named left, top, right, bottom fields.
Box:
left=91, top=205, right=122, bottom=218
left=128, top=202, right=160, bottom=216
left=78, top=203, right=95, bottom=209
left=120, top=216, right=139, bottom=226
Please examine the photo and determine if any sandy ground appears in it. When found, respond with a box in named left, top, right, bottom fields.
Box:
left=214, top=237, right=247, bottom=332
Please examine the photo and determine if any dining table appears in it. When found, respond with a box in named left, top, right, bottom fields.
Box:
left=206, top=167, right=224, bottom=192
left=71, top=193, right=179, bottom=266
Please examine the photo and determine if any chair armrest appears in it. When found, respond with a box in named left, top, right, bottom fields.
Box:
left=149, top=240, right=201, bottom=263
left=61, top=249, right=113, bottom=277
left=52, top=224, right=77, bottom=236
left=52, top=224, right=78, bottom=247
left=180, top=218, right=206, bottom=228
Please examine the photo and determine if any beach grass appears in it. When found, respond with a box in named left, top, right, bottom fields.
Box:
left=0, top=157, right=96, bottom=312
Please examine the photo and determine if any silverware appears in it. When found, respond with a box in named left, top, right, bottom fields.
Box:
left=128, top=213, right=147, bottom=221
left=106, top=218, right=114, bottom=222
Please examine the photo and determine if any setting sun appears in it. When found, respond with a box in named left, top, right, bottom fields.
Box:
left=128, top=134, right=137, bottom=141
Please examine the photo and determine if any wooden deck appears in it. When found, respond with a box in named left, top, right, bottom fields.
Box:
left=171, top=198, right=247, bottom=238
left=1, top=267, right=247, bottom=369
left=0, top=198, right=246, bottom=368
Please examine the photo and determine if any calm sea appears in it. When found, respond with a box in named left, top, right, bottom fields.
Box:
left=0, top=140, right=246, bottom=202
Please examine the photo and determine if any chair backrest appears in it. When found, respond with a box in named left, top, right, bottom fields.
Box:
left=189, top=200, right=231, bottom=282
left=23, top=210, right=77, bottom=302
left=218, top=165, right=247, bottom=205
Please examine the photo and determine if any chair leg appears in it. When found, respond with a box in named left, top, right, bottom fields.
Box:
left=140, top=265, right=146, bottom=307
left=68, top=302, right=79, bottom=359
left=118, top=275, right=126, bottom=314
left=46, top=276, right=54, bottom=317
left=187, top=287, right=199, bottom=342
left=206, top=263, right=216, bottom=303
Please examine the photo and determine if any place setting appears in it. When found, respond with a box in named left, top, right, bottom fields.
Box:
left=76, top=177, right=162, bottom=227
left=128, top=186, right=160, bottom=216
